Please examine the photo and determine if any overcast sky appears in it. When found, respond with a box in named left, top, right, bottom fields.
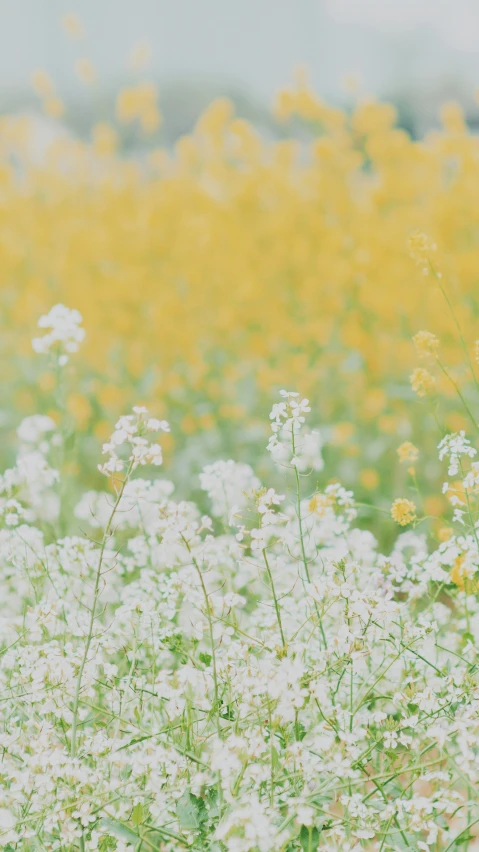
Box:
left=1, top=0, right=478, bottom=105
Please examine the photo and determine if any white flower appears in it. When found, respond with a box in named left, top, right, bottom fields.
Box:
left=98, top=408, right=169, bottom=476
left=438, top=431, right=476, bottom=476
left=267, top=390, right=312, bottom=466
left=32, top=304, right=85, bottom=364
left=200, top=459, right=260, bottom=519
left=0, top=808, right=15, bottom=829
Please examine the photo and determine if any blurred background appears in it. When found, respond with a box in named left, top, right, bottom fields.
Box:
left=2, top=0, right=479, bottom=142
left=2, top=0, right=479, bottom=545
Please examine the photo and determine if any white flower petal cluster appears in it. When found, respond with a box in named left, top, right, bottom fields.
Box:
left=267, top=390, right=323, bottom=471
left=438, top=430, right=477, bottom=476
left=32, top=304, right=85, bottom=365
left=200, top=459, right=260, bottom=519
left=98, top=406, right=170, bottom=476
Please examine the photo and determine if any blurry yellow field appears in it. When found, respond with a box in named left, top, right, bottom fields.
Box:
left=1, top=74, right=479, bottom=518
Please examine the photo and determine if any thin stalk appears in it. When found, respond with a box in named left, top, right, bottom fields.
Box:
left=429, top=259, right=479, bottom=391
left=291, top=430, right=327, bottom=649
left=180, top=533, right=221, bottom=737
left=262, top=548, right=286, bottom=651
left=70, top=460, right=133, bottom=759
left=436, top=358, right=479, bottom=434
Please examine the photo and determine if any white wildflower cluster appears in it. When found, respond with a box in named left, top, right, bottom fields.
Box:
left=267, top=390, right=323, bottom=471
left=199, top=459, right=260, bottom=519
left=98, top=407, right=170, bottom=476
left=438, top=430, right=476, bottom=476
left=439, top=431, right=479, bottom=524
left=32, top=303, right=85, bottom=365
left=0, top=413, right=61, bottom=525
left=2, top=335, right=479, bottom=851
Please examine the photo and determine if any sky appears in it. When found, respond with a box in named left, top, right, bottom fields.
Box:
left=1, top=0, right=478, bottom=108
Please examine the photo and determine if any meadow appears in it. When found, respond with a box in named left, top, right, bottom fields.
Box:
left=1, top=54, right=479, bottom=851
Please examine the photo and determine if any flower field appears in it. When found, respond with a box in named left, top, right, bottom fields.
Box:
left=2, top=77, right=479, bottom=517
left=3, top=58, right=479, bottom=851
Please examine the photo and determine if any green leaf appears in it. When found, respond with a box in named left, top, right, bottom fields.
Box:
left=271, top=745, right=281, bottom=772
left=176, top=789, right=207, bottom=831
left=99, top=818, right=139, bottom=845
left=299, top=824, right=320, bottom=851
left=131, top=803, right=144, bottom=828
left=64, top=430, right=76, bottom=452
left=220, top=702, right=235, bottom=720
left=199, top=651, right=212, bottom=666
left=205, top=787, right=220, bottom=820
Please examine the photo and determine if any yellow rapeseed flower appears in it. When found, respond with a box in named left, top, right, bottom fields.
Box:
left=92, top=123, right=118, bottom=156
left=31, top=69, right=54, bottom=97
left=61, top=13, right=84, bottom=39
left=397, top=442, right=419, bottom=463
left=1, top=80, right=479, bottom=499
left=391, top=498, right=417, bottom=526
left=410, top=368, right=436, bottom=398
left=438, top=526, right=453, bottom=542
left=116, top=82, right=160, bottom=128
left=75, top=58, right=96, bottom=84
left=359, top=468, right=379, bottom=490
left=413, top=330, right=439, bottom=360
left=43, top=97, right=65, bottom=118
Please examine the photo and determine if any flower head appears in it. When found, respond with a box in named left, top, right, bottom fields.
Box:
left=32, top=304, right=85, bottom=365
left=408, top=231, right=436, bottom=267
left=397, top=442, right=419, bottom=464
left=98, top=407, right=169, bottom=477
left=391, top=497, right=417, bottom=526
left=410, top=367, right=435, bottom=397
left=75, top=58, right=96, bottom=84
left=413, top=330, right=439, bottom=360
left=61, top=13, right=84, bottom=39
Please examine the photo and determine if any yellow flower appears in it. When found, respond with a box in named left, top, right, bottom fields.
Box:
left=391, top=498, right=417, bottom=526
left=75, top=58, right=96, bottom=84
left=61, top=13, right=84, bottom=39
left=423, top=496, right=444, bottom=518
left=397, top=442, right=419, bottom=464
left=43, top=96, right=65, bottom=118
left=331, top=422, right=355, bottom=446
left=140, top=107, right=161, bottom=135
left=440, top=102, right=466, bottom=135
left=67, top=393, right=91, bottom=429
left=359, top=468, right=379, bottom=490
left=309, top=492, right=335, bottom=517
left=410, top=368, right=436, bottom=397
left=116, top=82, right=160, bottom=128
left=31, top=69, right=54, bottom=97
left=438, top=526, right=453, bottom=542
left=92, top=123, right=118, bottom=156
left=450, top=554, right=466, bottom=588
left=2, top=73, right=479, bottom=500
left=413, top=330, right=439, bottom=360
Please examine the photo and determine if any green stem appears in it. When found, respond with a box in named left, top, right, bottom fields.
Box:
left=291, top=430, right=327, bottom=649
left=262, top=548, right=286, bottom=651
left=70, top=460, right=134, bottom=759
